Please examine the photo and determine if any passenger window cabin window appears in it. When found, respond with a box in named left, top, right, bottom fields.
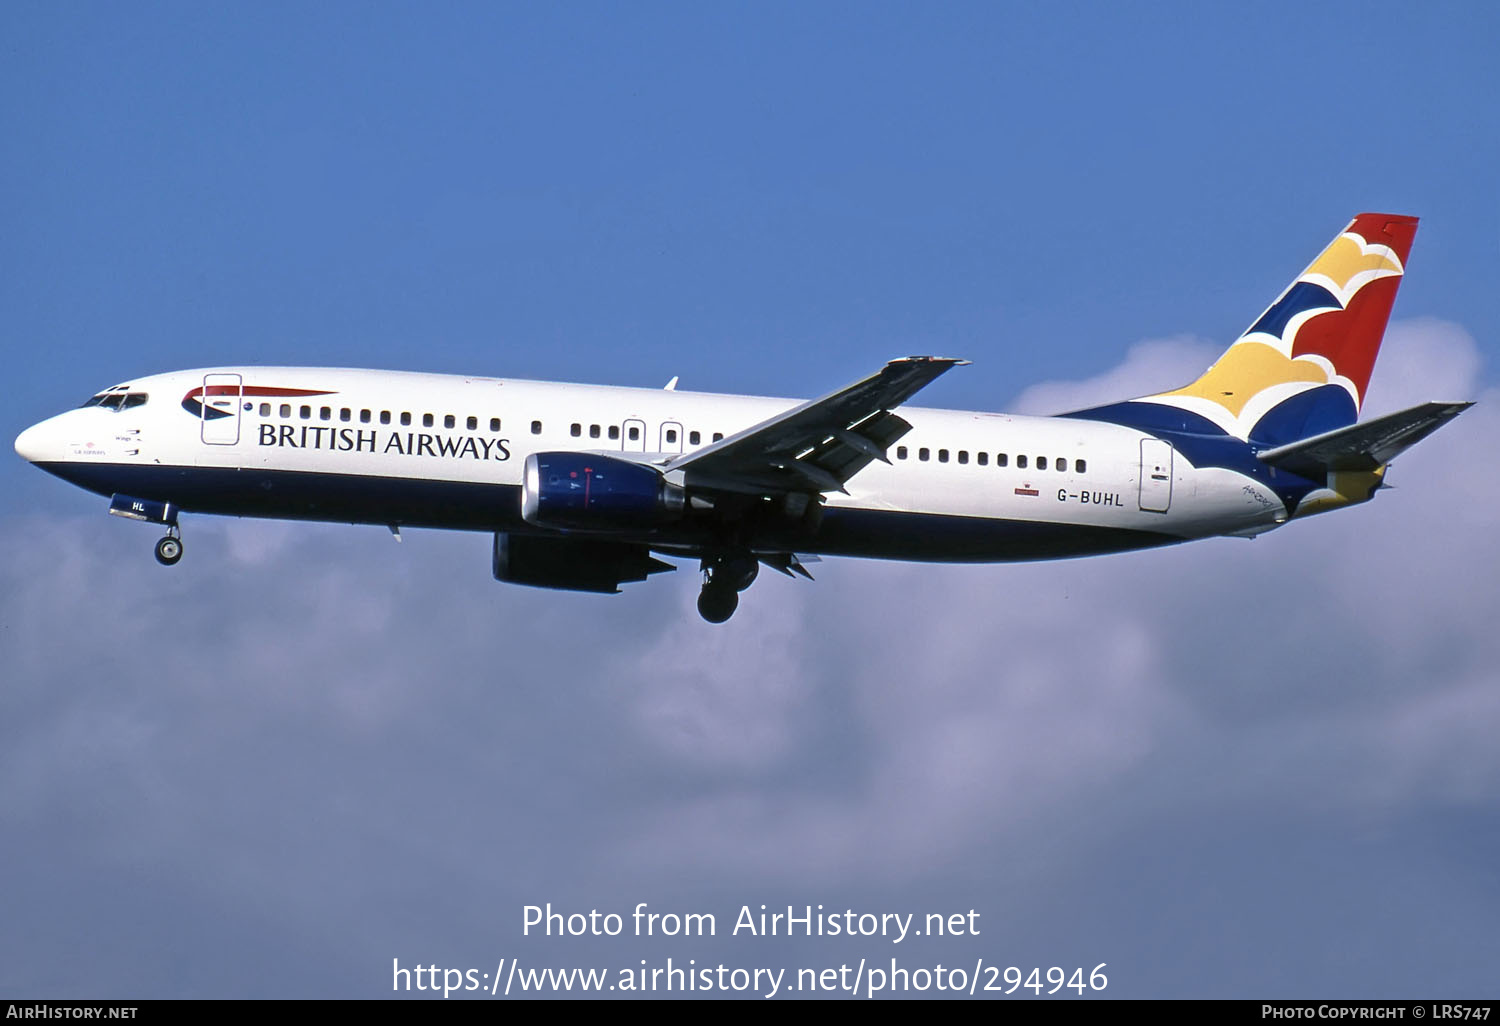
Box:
left=977, top=452, right=988, bottom=466
left=422, top=413, right=434, bottom=428
left=628, top=425, right=640, bottom=441
left=531, top=420, right=543, bottom=435
left=713, top=432, right=723, bottom=442
left=340, top=408, right=351, bottom=422
left=1077, top=459, right=1087, bottom=474
left=996, top=453, right=1008, bottom=467
left=259, top=403, right=271, bottom=416
left=300, top=405, right=312, bottom=420
left=380, top=411, right=391, bottom=425
left=689, top=430, right=701, bottom=445
left=320, top=406, right=331, bottom=421
left=919, top=448, right=930, bottom=461
left=467, top=416, right=477, bottom=430
left=608, top=425, right=620, bottom=440
left=958, top=451, right=969, bottom=465
left=666, top=429, right=677, bottom=444
left=280, top=404, right=291, bottom=418
left=590, top=424, right=601, bottom=439
left=1057, top=458, right=1067, bottom=472
left=938, top=449, right=949, bottom=463
left=401, top=412, right=412, bottom=426
left=1037, top=456, right=1047, bottom=470
left=360, top=409, right=372, bottom=424
left=444, top=414, right=456, bottom=429
left=490, top=417, right=501, bottom=432
left=897, top=446, right=908, bottom=460
left=1017, top=455, right=1028, bottom=469
left=570, top=423, right=582, bottom=437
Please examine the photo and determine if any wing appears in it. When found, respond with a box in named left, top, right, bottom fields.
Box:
left=662, top=356, right=967, bottom=496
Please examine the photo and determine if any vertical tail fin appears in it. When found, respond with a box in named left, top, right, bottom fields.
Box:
left=1138, top=213, right=1418, bottom=445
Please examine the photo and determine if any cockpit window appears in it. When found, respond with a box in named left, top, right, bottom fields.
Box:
left=81, top=392, right=148, bottom=411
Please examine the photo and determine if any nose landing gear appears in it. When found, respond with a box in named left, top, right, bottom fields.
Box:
left=696, top=554, right=758, bottom=623
left=107, top=494, right=184, bottom=567
left=154, top=527, right=183, bottom=566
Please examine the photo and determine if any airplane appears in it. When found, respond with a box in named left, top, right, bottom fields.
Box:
left=14, top=213, right=1472, bottom=622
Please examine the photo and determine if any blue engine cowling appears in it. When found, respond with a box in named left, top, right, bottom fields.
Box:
left=521, top=452, right=684, bottom=530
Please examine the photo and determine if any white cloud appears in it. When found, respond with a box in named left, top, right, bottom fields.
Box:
left=1009, top=335, right=1219, bottom=414
left=630, top=573, right=816, bottom=771
left=1362, top=317, right=1483, bottom=415
left=614, top=319, right=1499, bottom=880
left=0, top=318, right=1492, bottom=993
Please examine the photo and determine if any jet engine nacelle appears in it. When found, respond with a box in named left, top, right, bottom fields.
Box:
left=521, top=452, right=684, bottom=531
left=492, top=532, right=673, bottom=593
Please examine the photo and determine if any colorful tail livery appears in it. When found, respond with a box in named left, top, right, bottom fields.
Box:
left=1136, top=213, right=1417, bottom=445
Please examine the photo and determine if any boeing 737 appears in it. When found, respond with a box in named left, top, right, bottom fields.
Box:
left=14, top=213, right=1471, bottom=621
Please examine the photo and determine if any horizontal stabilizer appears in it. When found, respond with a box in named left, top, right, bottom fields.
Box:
left=1256, top=401, right=1473, bottom=478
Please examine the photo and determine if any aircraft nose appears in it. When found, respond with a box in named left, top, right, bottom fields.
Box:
left=15, top=418, right=57, bottom=463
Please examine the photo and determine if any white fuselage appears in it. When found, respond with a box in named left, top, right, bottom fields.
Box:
left=16, top=366, right=1291, bottom=562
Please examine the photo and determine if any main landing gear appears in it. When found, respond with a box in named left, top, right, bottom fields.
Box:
left=697, top=554, right=758, bottom=624
left=154, top=527, right=183, bottom=566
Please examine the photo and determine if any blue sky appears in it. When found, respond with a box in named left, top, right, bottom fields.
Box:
left=3, top=1, right=1498, bottom=999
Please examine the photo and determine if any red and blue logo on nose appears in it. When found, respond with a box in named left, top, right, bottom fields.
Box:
left=181, top=385, right=335, bottom=420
